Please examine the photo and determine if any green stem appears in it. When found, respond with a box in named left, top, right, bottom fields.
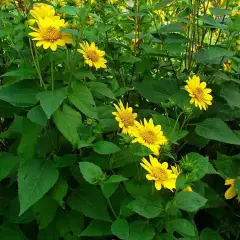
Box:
left=51, top=52, right=54, bottom=91
left=107, top=198, right=118, bottom=219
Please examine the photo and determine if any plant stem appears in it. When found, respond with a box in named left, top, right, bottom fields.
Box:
left=50, top=52, right=54, bottom=91
left=107, top=198, right=118, bottom=219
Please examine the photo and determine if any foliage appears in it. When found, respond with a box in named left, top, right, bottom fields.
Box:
left=0, top=0, right=240, bottom=239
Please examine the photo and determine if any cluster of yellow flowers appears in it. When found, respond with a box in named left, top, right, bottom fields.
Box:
left=28, top=3, right=107, bottom=69
left=225, top=177, right=240, bottom=201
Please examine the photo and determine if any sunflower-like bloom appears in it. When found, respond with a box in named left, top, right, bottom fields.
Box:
left=171, top=165, right=192, bottom=192
left=185, top=75, right=213, bottom=111
left=141, top=156, right=177, bottom=191
left=225, top=178, right=240, bottom=201
left=131, top=118, right=167, bottom=156
left=28, top=3, right=56, bottom=26
left=29, top=17, right=72, bottom=51
left=77, top=41, right=107, bottom=69
left=112, top=100, right=137, bottom=135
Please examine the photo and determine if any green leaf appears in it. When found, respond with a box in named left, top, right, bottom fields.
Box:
left=53, top=104, right=82, bottom=147
left=131, top=143, right=153, bottom=156
left=118, top=55, right=141, bottom=63
left=18, top=158, right=59, bottom=215
left=101, top=183, right=120, bottom=199
left=0, top=227, right=28, bottom=240
left=0, top=152, right=19, bottom=181
left=234, top=179, right=240, bottom=196
left=67, top=184, right=111, bottom=221
left=135, top=80, right=178, bottom=104
left=195, top=118, right=240, bottom=145
left=17, top=119, right=42, bottom=162
left=37, top=88, right=67, bottom=119
left=200, top=228, right=223, bottom=240
left=200, top=15, right=223, bottom=28
left=50, top=177, right=68, bottom=207
left=81, top=220, right=112, bottom=237
left=68, top=211, right=85, bottom=236
left=210, top=7, right=231, bottom=15
left=0, top=81, right=38, bottom=107
left=220, top=84, right=240, bottom=108
left=87, top=82, right=116, bottom=99
left=154, top=0, right=174, bottom=9
left=127, top=197, right=163, bottom=218
left=128, top=221, right=155, bottom=240
left=175, top=191, right=207, bottom=212
left=111, top=219, right=129, bottom=240
left=125, top=180, right=152, bottom=198
left=105, top=175, right=128, bottom=183
left=159, top=23, right=184, bottom=33
left=93, top=141, right=120, bottom=155
left=79, top=162, right=105, bottom=184
left=53, top=154, right=77, bottom=168
left=167, top=219, right=195, bottom=237
left=27, top=105, right=48, bottom=127
left=68, top=81, right=98, bottom=119
left=0, top=100, right=20, bottom=118
left=59, top=6, right=80, bottom=15
left=33, top=196, right=58, bottom=229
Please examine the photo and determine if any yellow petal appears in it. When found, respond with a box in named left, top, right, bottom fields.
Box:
left=225, top=186, right=236, bottom=199
left=155, top=180, right=162, bottom=190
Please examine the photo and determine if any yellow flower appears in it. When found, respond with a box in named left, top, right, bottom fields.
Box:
left=223, top=59, right=231, bottom=72
left=77, top=41, right=107, bottom=69
left=131, top=38, right=141, bottom=50
left=232, top=9, right=240, bottom=16
left=51, top=0, right=66, bottom=7
left=132, top=118, right=167, bottom=156
left=185, top=75, right=213, bottom=111
left=171, top=165, right=192, bottom=192
left=112, top=100, right=137, bottom=135
left=108, top=0, right=118, bottom=3
left=75, top=0, right=84, bottom=7
left=225, top=178, right=240, bottom=201
left=28, top=3, right=55, bottom=26
left=0, top=0, right=9, bottom=7
left=154, top=9, right=166, bottom=23
left=29, top=17, right=72, bottom=51
left=140, top=156, right=177, bottom=191
left=87, top=16, right=94, bottom=25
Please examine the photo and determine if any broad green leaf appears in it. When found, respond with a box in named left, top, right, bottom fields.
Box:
left=159, top=23, right=184, bottom=33
left=210, top=7, right=231, bottom=15
left=38, top=223, right=60, bottom=240
left=220, top=84, right=240, bottom=108
left=0, top=81, right=38, bottom=107
left=18, top=158, right=59, bottom=215
left=0, top=152, right=19, bottom=180
left=0, top=227, right=28, bottom=240
left=105, top=175, right=128, bottom=183
left=131, top=143, right=153, bottom=156
left=200, top=228, right=223, bottom=240
left=81, top=220, right=112, bottom=237
left=79, top=162, right=105, bottom=184
left=234, top=179, right=240, bottom=195
left=53, top=154, right=77, bottom=168
left=118, top=55, right=141, bottom=63
left=53, top=104, right=82, bottom=147
left=27, top=105, right=48, bottom=126
left=59, top=6, right=80, bottom=15
left=87, top=82, right=116, bottom=99
left=195, top=118, right=240, bottom=145
left=74, top=69, right=96, bottom=80
left=175, top=192, right=207, bottom=212
left=17, top=119, right=42, bottom=162
left=167, top=219, right=195, bottom=237
left=50, top=177, right=68, bottom=207
left=125, top=180, right=152, bottom=198
left=37, top=88, right=67, bottom=119
left=0, top=100, right=20, bottom=118
left=154, top=0, right=174, bottom=9
left=33, top=196, right=58, bottom=229
left=101, top=182, right=119, bottom=199
left=200, top=15, right=223, bottom=28
left=69, top=211, right=85, bottom=236
left=111, top=219, right=129, bottom=240
left=127, top=197, right=163, bottom=218
left=128, top=221, right=155, bottom=240
left=182, top=153, right=209, bottom=182
left=68, top=81, right=98, bottom=119
left=93, top=141, right=120, bottom=155
left=67, top=185, right=111, bottom=221
left=135, top=80, right=178, bottom=104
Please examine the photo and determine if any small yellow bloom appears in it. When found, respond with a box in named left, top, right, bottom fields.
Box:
left=75, top=0, right=84, bottom=7
left=77, top=41, right=107, bottom=69
left=185, top=75, right=213, bottom=111
left=225, top=178, right=240, bottom=201
left=232, top=9, right=240, bottom=16
left=87, top=16, right=94, bottom=25
left=154, top=9, right=166, bottom=23
left=223, top=59, right=231, bottom=72
left=112, top=100, right=137, bottom=135
left=28, top=3, right=56, bottom=26
left=131, top=118, right=167, bottom=156
left=51, top=0, right=66, bottom=7
left=141, top=156, right=177, bottom=191
left=29, top=17, right=72, bottom=51
left=171, top=165, right=192, bottom=191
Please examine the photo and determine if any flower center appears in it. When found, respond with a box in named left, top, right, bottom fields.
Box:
left=152, top=167, right=168, bottom=181
left=141, top=130, right=156, bottom=144
left=193, top=87, right=204, bottom=101
left=119, top=111, right=135, bottom=127
left=43, top=27, right=61, bottom=42
left=86, top=50, right=99, bottom=62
